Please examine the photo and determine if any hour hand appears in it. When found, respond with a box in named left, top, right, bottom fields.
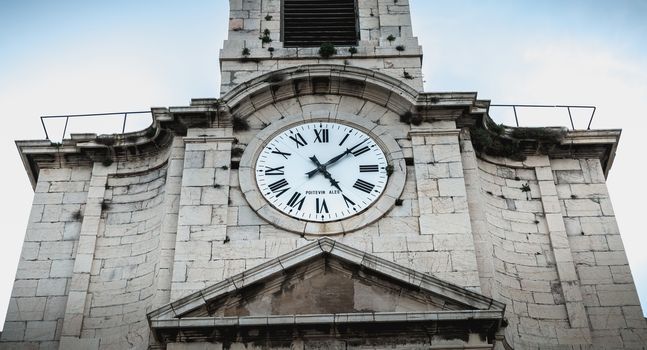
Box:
left=306, top=155, right=324, bottom=177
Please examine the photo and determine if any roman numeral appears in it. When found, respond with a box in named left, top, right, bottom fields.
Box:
left=286, top=192, right=305, bottom=210
left=316, top=198, right=329, bottom=214
left=268, top=179, right=290, bottom=197
left=314, top=129, right=329, bottom=143
left=289, top=133, right=308, bottom=148
left=264, top=166, right=285, bottom=175
left=342, top=194, right=356, bottom=208
left=271, top=147, right=291, bottom=159
left=351, top=146, right=370, bottom=157
left=359, top=165, right=379, bottom=172
left=339, top=133, right=350, bottom=146
left=353, top=179, right=375, bottom=193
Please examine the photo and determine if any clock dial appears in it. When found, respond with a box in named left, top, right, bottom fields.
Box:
left=255, top=122, right=389, bottom=222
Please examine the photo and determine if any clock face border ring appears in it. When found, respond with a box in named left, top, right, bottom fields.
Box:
left=239, top=113, right=406, bottom=236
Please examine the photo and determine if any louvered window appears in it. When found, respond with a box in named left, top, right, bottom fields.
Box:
left=283, top=0, right=359, bottom=47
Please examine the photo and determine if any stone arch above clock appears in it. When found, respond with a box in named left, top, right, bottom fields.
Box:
left=226, top=65, right=415, bottom=235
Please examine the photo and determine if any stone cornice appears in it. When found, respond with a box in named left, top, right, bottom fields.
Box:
left=15, top=64, right=621, bottom=186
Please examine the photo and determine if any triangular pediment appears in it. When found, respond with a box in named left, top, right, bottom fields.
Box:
left=183, top=254, right=471, bottom=318
left=149, top=238, right=504, bottom=324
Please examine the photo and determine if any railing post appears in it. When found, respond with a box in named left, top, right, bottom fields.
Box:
left=567, top=107, right=575, bottom=130
left=513, top=106, right=519, bottom=127
left=41, top=117, right=49, bottom=140
left=62, top=116, right=70, bottom=141
left=587, top=107, right=596, bottom=130
left=122, top=113, right=128, bottom=134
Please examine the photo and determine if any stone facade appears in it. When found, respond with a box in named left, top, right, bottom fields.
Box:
left=2, top=1, right=646, bottom=349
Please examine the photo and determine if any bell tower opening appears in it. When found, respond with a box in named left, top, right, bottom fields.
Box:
left=282, top=0, right=359, bottom=47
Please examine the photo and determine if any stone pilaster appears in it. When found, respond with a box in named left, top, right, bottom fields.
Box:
left=59, top=163, right=114, bottom=349
left=410, top=125, right=480, bottom=290
left=460, top=129, right=498, bottom=299
left=153, top=138, right=185, bottom=307
left=170, top=128, right=235, bottom=300
left=535, top=156, right=591, bottom=341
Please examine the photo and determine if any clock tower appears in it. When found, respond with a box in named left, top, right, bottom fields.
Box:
left=2, top=1, right=646, bottom=349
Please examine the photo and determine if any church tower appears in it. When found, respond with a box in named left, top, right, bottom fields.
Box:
left=2, top=1, right=646, bottom=349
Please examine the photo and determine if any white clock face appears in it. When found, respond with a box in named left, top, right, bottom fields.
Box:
left=255, top=122, right=389, bottom=222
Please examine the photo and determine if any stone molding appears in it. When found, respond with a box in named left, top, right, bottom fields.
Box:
left=148, top=237, right=505, bottom=322
left=148, top=238, right=505, bottom=344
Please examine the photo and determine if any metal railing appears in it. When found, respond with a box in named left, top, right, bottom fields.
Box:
left=40, top=111, right=152, bottom=141
left=489, top=104, right=596, bottom=130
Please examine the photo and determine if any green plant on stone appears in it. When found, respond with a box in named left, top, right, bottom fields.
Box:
left=403, top=70, right=414, bottom=80
left=231, top=147, right=245, bottom=158
left=260, top=29, right=272, bottom=44
left=410, top=114, right=423, bottom=126
left=349, top=46, right=358, bottom=55
left=385, top=164, right=394, bottom=176
left=399, top=111, right=412, bottom=124
left=395, top=45, right=405, bottom=51
left=510, top=127, right=565, bottom=144
left=232, top=116, right=250, bottom=131
left=242, top=47, right=250, bottom=56
left=319, top=42, right=337, bottom=58
left=264, top=14, right=272, bottom=21
left=72, top=210, right=83, bottom=221
left=386, top=34, right=396, bottom=43
left=521, top=183, right=531, bottom=192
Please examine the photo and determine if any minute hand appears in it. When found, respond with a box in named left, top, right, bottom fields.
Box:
left=305, top=141, right=365, bottom=177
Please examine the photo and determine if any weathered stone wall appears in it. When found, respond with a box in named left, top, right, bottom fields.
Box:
left=81, top=165, right=168, bottom=349
left=460, top=131, right=647, bottom=349
left=554, top=158, right=647, bottom=348
left=220, top=0, right=424, bottom=94
left=1, top=168, right=90, bottom=349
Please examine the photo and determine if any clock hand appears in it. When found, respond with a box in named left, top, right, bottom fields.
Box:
left=305, top=139, right=368, bottom=177
left=308, top=156, right=343, bottom=192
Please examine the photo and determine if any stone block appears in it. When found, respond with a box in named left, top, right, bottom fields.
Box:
left=16, top=260, right=51, bottom=279
left=24, top=320, right=57, bottom=341
left=420, top=213, right=471, bottom=235
left=265, top=239, right=297, bottom=257
left=527, top=303, right=568, bottom=320
left=50, top=259, right=74, bottom=278
left=182, top=168, right=215, bottom=187
left=25, top=222, right=64, bottom=242
left=59, top=336, right=100, bottom=350
left=372, top=237, right=408, bottom=253
left=597, top=289, right=641, bottom=307
left=0, top=321, right=26, bottom=341
left=437, top=178, right=466, bottom=197
left=212, top=240, right=265, bottom=259
left=377, top=216, right=419, bottom=235
left=38, top=241, right=75, bottom=260
left=588, top=306, right=626, bottom=329
left=36, top=279, right=68, bottom=296
left=237, top=205, right=266, bottom=226
left=6, top=297, right=47, bottom=321
left=178, top=205, right=212, bottom=225
left=594, top=251, right=629, bottom=266
left=577, top=266, right=612, bottom=284
left=43, top=296, right=68, bottom=320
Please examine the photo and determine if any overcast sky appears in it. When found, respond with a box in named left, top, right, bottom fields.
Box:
left=1, top=0, right=646, bottom=328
